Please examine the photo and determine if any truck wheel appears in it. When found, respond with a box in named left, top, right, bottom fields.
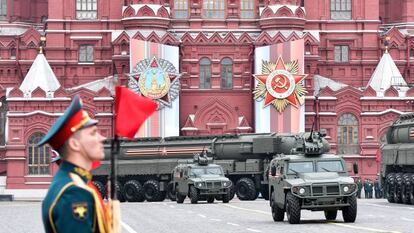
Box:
left=176, top=192, right=186, bottom=203
left=261, top=184, right=269, bottom=201
left=222, top=193, right=230, bottom=203
left=207, top=196, right=214, bottom=203
left=286, top=192, right=301, bottom=224
left=342, top=195, right=357, bottom=223
left=189, top=186, right=199, bottom=204
left=410, top=175, right=414, bottom=205
left=229, top=184, right=236, bottom=200
left=123, top=180, right=145, bottom=202
left=143, top=180, right=161, bottom=202
left=92, top=181, right=107, bottom=199
left=157, top=191, right=167, bottom=202
left=402, top=182, right=410, bottom=204
left=394, top=173, right=403, bottom=203
left=167, top=182, right=176, bottom=201
left=236, top=178, right=257, bottom=201
left=271, top=195, right=284, bottom=222
left=324, top=210, right=337, bottom=220
left=386, top=173, right=395, bottom=203
left=115, top=181, right=126, bottom=202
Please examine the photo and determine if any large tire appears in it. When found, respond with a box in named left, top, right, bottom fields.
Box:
left=286, top=192, right=301, bottom=224
left=207, top=196, right=214, bottom=203
left=410, top=175, right=414, bottom=205
left=167, top=182, right=176, bottom=201
left=92, top=181, right=107, bottom=199
left=324, top=210, right=338, bottom=221
left=386, top=173, right=395, bottom=203
left=402, top=174, right=411, bottom=204
left=236, top=178, right=257, bottom=201
left=143, top=180, right=161, bottom=202
left=115, top=181, right=126, bottom=202
left=394, top=173, right=403, bottom=203
left=123, top=180, right=145, bottom=202
left=261, top=184, right=269, bottom=201
left=342, top=195, right=357, bottom=223
left=271, top=194, right=284, bottom=222
left=189, top=186, right=199, bottom=204
left=176, top=192, right=186, bottom=203
left=229, top=183, right=236, bottom=200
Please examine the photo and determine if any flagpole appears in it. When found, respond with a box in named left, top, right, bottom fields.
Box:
left=110, top=135, right=119, bottom=200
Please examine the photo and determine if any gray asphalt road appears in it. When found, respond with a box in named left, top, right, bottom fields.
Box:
left=0, top=198, right=412, bottom=233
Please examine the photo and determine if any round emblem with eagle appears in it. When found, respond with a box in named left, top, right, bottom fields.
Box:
left=128, top=56, right=181, bottom=110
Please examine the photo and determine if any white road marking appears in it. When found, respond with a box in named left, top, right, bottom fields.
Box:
left=177, top=208, right=184, bottom=211
left=187, top=210, right=193, bottom=214
left=364, top=203, right=390, bottom=208
left=122, top=221, right=138, bottom=233
left=227, top=222, right=240, bottom=226
left=401, top=217, right=414, bottom=222
left=210, top=219, right=222, bottom=221
left=169, top=205, right=175, bottom=208
left=246, top=228, right=262, bottom=232
left=197, top=214, right=206, bottom=218
left=328, top=222, right=402, bottom=233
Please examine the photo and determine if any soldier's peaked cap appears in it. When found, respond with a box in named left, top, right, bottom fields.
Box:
left=38, top=95, right=98, bottom=150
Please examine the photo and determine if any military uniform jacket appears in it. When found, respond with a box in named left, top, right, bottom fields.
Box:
left=42, top=161, right=110, bottom=233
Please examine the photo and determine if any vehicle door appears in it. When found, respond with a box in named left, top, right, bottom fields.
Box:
left=272, top=162, right=286, bottom=207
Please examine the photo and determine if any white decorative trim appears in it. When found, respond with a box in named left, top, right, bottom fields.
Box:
left=6, top=97, right=71, bottom=101
left=361, top=109, right=404, bottom=116
left=361, top=97, right=414, bottom=100
left=4, top=157, right=26, bottom=160
left=319, top=112, right=337, bottom=116
left=7, top=111, right=64, bottom=117
left=95, top=113, right=113, bottom=116
left=24, top=182, right=52, bottom=185
left=93, top=97, right=113, bottom=101
left=70, top=36, right=102, bottom=40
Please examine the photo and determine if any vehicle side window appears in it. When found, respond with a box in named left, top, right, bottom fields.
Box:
left=270, top=164, right=277, bottom=176
left=276, top=164, right=283, bottom=176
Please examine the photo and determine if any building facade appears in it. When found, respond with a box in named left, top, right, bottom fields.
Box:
left=0, top=0, right=414, bottom=195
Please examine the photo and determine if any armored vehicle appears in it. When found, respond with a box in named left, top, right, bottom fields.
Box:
left=381, top=113, right=414, bottom=205
left=92, top=132, right=330, bottom=202
left=172, top=154, right=232, bottom=204
left=268, top=133, right=358, bottom=224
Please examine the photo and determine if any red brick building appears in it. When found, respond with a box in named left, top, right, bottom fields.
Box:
left=1, top=0, right=414, bottom=197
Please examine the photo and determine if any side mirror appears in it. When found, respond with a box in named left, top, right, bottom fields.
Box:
left=270, top=165, right=276, bottom=176
left=353, top=163, right=359, bottom=174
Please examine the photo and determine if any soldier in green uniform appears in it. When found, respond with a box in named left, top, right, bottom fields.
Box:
left=39, top=95, right=110, bottom=233
left=356, top=177, right=363, bottom=198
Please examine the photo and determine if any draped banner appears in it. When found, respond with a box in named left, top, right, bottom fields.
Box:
left=128, top=39, right=180, bottom=137
left=254, top=39, right=306, bottom=134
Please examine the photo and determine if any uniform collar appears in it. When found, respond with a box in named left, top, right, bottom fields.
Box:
left=60, top=161, right=92, bottom=183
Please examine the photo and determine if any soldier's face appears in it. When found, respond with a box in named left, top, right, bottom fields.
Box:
left=78, top=125, right=106, bottom=162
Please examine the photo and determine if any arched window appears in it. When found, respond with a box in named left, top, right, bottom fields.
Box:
left=221, top=58, right=233, bottom=89
left=174, top=0, right=188, bottom=18
left=0, top=0, right=7, bottom=17
left=240, top=0, right=254, bottom=18
left=337, top=113, right=359, bottom=155
left=0, top=97, right=6, bottom=146
left=200, top=58, right=211, bottom=89
left=28, top=132, right=50, bottom=175
left=203, top=0, right=225, bottom=18
left=76, top=0, right=97, bottom=19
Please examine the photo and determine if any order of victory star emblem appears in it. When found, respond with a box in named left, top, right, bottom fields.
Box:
left=128, top=56, right=181, bottom=110
left=253, top=56, right=307, bottom=113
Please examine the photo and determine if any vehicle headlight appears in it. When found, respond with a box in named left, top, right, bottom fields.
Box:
left=299, top=187, right=306, bottom=195
left=343, top=186, right=349, bottom=192
left=222, top=181, right=232, bottom=187
left=196, top=182, right=204, bottom=188
left=292, top=186, right=308, bottom=195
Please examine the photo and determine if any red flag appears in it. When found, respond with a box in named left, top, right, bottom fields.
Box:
left=375, top=148, right=381, bottom=162
left=115, top=86, right=157, bottom=139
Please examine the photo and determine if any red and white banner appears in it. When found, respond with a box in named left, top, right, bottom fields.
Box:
left=129, top=39, right=180, bottom=137
left=254, top=40, right=306, bottom=134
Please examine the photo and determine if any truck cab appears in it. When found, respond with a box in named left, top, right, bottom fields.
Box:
left=172, top=154, right=233, bottom=204
left=268, top=154, right=358, bottom=224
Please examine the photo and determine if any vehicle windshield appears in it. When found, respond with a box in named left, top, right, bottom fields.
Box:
left=190, top=167, right=223, bottom=177
left=317, top=160, right=344, bottom=172
left=287, top=161, right=314, bottom=174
